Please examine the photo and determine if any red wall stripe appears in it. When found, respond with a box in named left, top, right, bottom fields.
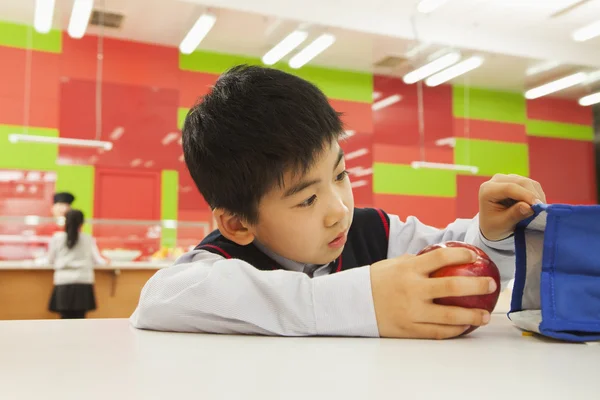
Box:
left=61, top=34, right=179, bottom=89
left=528, top=136, right=596, bottom=204
left=373, top=194, right=457, bottom=228
left=454, top=118, right=527, bottom=143
left=373, top=144, right=453, bottom=165
left=456, top=175, right=488, bottom=219
left=373, top=75, right=452, bottom=147
left=330, top=99, right=373, bottom=134
left=527, top=97, right=593, bottom=126
left=178, top=71, right=218, bottom=108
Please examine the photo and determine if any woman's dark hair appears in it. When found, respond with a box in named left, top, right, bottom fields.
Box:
left=65, top=209, right=85, bottom=249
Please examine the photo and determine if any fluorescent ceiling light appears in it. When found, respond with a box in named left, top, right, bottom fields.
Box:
left=405, top=43, right=430, bottom=59
left=411, top=161, right=478, bottom=174
left=262, top=30, right=308, bottom=65
left=417, top=0, right=449, bottom=14
left=26, top=172, right=41, bottom=182
left=524, top=72, right=587, bottom=99
left=579, top=92, right=600, bottom=106
left=425, top=56, right=484, bottom=87
left=403, top=52, right=461, bottom=84
left=348, top=167, right=373, bottom=177
left=0, top=171, right=24, bottom=182
left=109, top=126, right=124, bottom=140
left=144, top=161, right=154, bottom=168
left=345, top=148, right=369, bottom=161
left=25, top=216, right=41, bottom=226
left=289, top=33, right=335, bottom=69
left=67, top=0, right=93, bottom=39
left=8, top=134, right=113, bottom=150
left=351, top=180, right=369, bottom=189
left=34, top=0, right=55, bottom=34
left=162, top=132, right=180, bottom=145
left=525, top=60, right=561, bottom=77
left=572, top=20, right=600, bottom=42
left=372, top=91, right=382, bottom=100
left=130, top=159, right=142, bottom=167
left=372, top=94, right=402, bottom=111
left=344, top=130, right=356, bottom=137
left=179, top=13, right=216, bottom=55
left=435, top=137, right=456, bottom=147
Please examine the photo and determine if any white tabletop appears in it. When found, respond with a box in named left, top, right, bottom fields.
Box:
left=0, top=315, right=597, bottom=400
left=0, top=260, right=169, bottom=270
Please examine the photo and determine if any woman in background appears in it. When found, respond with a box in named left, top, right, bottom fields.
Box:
left=47, top=209, right=106, bottom=319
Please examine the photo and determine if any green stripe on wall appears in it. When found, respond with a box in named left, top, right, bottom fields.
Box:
left=161, top=170, right=178, bottom=248
left=180, top=50, right=372, bottom=103
left=453, top=86, right=526, bottom=124
left=0, top=21, right=61, bottom=53
left=526, top=119, right=593, bottom=141
left=55, top=165, right=95, bottom=234
left=373, top=163, right=456, bottom=197
left=454, top=138, right=529, bottom=177
left=178, top=108, right=189, bottom=130
left=0, top=125, right=58, bottom=170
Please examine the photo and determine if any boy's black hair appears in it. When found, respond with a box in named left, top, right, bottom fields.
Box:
left=182, top=64, right=344, bottom=224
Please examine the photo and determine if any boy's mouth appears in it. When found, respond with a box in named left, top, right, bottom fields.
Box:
left=328, top=230, right=348, bottom=249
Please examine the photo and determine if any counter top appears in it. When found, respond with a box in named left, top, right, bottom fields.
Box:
left=0, top=260, right=171, bottom=270
left=0, top=315, right=598, bottom=400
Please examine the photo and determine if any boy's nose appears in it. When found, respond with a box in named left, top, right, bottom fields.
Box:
left=324, top=199, right=348, bottom=228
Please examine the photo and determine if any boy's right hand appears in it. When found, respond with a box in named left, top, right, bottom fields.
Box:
left=370, top=247, right=497, bottom=339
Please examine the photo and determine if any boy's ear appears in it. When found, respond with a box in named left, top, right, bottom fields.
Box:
left=212, top=208, right=255, bottom=246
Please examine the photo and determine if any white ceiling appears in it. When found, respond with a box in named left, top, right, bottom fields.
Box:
left=0, top=0, right=599, bottom=97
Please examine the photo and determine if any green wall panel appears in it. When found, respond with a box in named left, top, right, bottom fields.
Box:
left=55, top=165, right=95, bottom=234
left=0, top=21, right=61, bottom=53
left=526, top=119, right=593, bottom=141
left=178, top=108, right=189, bottom=130
left=453, top=86, right=526, bottom=124
left=0, top=125, right=58, bottom=170
left=161, top=170, right=178, bottom=248
left=373, top=163, right=456, bottom=197
left=180, top=50, right=372, bottom=103
left=454, top=138, right=529, bottom=177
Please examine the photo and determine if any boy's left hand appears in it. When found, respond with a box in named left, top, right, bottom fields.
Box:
left=479, top=174, right=546, bottom=241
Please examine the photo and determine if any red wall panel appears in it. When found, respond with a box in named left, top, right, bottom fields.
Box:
left=59, top=80, right=180, bottom=170
left=374, top=194, right=457, bottom=228
left=94, top=168, right=160, bottom=220
left=373, top=144, right=453, bottom=165
left=61, top=34, right=179, bottom=89
left=330, top=99, right=373, bottom=134
left=340, top=133, right=373, bottom=207
left=456, top=175, right=488, bottom=218
left=178, top=71, right=218, bottom=108
left=373, top=75, right=453, bottom=146
left=454, top=119, right=527, bottom=143
left=528, top=136, right=596, bottom=204
left=527, top=97, right=593, bottom=125
left=0, top=47, right=60, bottom=127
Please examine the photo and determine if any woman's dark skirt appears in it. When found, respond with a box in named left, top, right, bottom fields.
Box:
left=49, top=283, right=96, bottom=313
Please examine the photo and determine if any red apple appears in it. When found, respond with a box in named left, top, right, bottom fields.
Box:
left=417, top=241, right=501, bottom=335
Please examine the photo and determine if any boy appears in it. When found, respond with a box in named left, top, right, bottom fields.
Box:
left=130, top=65, right=545, bottom=339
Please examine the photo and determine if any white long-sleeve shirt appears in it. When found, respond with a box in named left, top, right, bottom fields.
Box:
left=46, top=232, right=107, bottom=285
left=130, top=214, right=515, bottom=337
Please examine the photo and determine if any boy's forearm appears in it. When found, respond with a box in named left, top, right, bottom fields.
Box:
left=130, top=252, right=379, bottom=337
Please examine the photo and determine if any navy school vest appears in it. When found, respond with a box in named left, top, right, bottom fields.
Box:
left=195, top=208, right=390, bottom=274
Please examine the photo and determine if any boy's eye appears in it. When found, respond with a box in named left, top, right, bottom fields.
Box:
left=336, top=170, right=348, bottom=182
left=298, top=195, right=317, bottom=208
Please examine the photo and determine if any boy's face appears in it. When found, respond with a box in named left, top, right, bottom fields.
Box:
left=250, top=140, right=354, bottom=265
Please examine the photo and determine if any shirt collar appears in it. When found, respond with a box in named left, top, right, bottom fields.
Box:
left=252, top=240, right=329, bottom=274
